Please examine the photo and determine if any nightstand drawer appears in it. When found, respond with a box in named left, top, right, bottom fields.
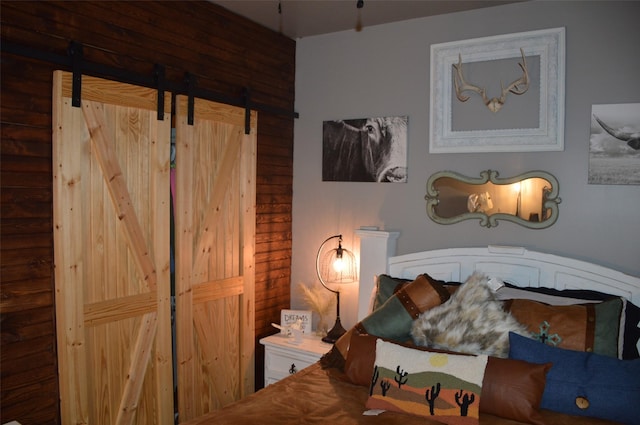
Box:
left=260, top=334, right=331, bottom=386
left=265, top=350, right=317, bottom=376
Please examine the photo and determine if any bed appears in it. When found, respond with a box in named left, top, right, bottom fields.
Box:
left=183, top=244, right=640, bottom=425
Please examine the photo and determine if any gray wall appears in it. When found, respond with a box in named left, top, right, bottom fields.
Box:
left=292, top=1, right=640, bottom=329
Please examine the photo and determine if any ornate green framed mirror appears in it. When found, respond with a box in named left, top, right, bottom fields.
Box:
left=425, top=170, right=561, bottom=228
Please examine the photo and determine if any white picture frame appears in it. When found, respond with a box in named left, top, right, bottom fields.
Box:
left=429, top=27, right=565, bottom=153
left=280, top=309, right=312, bottom=335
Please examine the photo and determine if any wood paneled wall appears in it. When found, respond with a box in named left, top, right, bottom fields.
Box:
left=0, top=2, right=294, bottom=423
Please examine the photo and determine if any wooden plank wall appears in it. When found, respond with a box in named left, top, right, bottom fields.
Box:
left=0, top=1, right=294, bottom=423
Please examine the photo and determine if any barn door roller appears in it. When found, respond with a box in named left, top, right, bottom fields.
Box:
left=184, top=72, right=196, bottom=126
left=68, top=41, right=83, bottom=107
left=242, top=87, right=251, bottom=135
left=154, top=64, right=166, bottom=121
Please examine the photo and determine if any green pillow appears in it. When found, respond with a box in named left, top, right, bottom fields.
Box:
left=362, top=273, right=451, bottom=342
left=372, top=274, right=411, bottom=311
left=321, top=274, right=450, bottom=369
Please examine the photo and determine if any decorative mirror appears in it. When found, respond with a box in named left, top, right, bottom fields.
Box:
left=426, top=170, right=561, bottom=228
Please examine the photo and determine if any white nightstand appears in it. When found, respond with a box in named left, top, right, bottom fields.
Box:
left=260, top=333, right=332, bottom=386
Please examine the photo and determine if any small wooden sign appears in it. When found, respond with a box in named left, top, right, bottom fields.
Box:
left=280, top=309, right=312, bottom=335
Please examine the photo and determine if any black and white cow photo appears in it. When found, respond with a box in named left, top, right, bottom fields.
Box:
left=322, top=116, right=408, bottom=182
left=589, top=103, right=640, bottom=185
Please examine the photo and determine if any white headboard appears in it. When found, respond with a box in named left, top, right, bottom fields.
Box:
left=355, top=233, right=640, bottom=321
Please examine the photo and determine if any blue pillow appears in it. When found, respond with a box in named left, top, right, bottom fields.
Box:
left=508, top=332, right=640, bottom=424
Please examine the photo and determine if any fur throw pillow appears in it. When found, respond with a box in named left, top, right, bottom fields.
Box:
left=411, top=272, right=527, bottom=357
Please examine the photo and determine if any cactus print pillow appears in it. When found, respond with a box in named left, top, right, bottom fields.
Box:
left=366, top=339, right=488, bottom=425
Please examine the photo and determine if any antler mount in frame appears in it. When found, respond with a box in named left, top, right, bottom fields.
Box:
left=452, top=48, right=530, bottom=113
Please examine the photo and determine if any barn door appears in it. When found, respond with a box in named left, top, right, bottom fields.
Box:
left=174, top=95, right=257, bottom=422
left=53, top=71, right=173, bottom=424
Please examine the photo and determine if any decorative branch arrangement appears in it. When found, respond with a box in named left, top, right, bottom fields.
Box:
left=297, top=282, right=335, bottom=331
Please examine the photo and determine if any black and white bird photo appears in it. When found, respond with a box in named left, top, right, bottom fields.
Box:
left=589, top=103, right=640, bottom=185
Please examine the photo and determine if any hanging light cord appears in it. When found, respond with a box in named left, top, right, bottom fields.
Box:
left=355, top=0, right=364, bottom=31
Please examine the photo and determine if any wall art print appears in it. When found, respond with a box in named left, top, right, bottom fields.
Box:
left=589, top=103, right=640, bottom=185
left=322, top=116, right=408, bottom=183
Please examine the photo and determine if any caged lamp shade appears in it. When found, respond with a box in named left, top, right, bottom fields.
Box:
left=315, top=234, right=357, bottom=343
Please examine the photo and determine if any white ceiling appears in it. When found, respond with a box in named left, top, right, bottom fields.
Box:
left=211, top=0, right=523, bottom=39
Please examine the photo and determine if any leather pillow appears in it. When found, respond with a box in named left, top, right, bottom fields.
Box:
left=346, top=333, right=550, bottom=425
left=506, top=297, right=622, bottom=357
left=500, top=284, right=640, bottom=360
left=481, top=357, right=550, bottom=425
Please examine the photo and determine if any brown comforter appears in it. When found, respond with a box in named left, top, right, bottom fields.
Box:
left=182, top=363, right=621, bottom=425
